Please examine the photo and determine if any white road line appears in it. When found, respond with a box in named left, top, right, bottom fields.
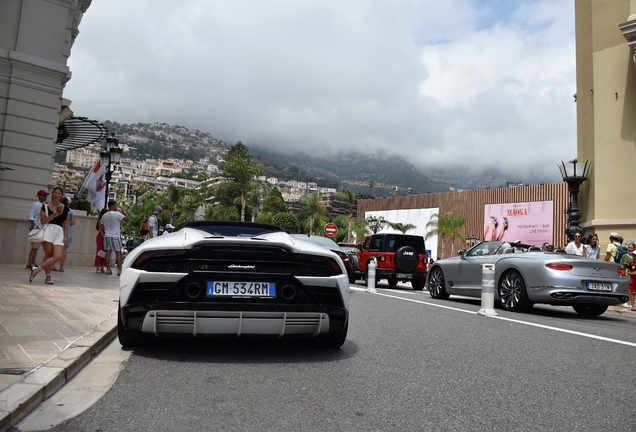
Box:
left=351, top=286, right=636, bottom=348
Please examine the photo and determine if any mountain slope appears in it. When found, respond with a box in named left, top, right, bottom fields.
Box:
left=250, top=147, right=449, bottom=195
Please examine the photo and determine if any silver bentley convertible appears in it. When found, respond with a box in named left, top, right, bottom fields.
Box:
left=426, top=241, right=629, bottom=316
left=118, top=221, right=350, bottom=348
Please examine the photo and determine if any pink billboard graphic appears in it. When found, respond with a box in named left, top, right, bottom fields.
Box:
left=483, top=201, right=554, bottom=247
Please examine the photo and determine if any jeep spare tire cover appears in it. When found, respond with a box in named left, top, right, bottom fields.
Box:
left=394, top=246, right=419, bottom=273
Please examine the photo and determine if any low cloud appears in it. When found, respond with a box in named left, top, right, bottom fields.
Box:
left=66, top=0, right=576, bottom=184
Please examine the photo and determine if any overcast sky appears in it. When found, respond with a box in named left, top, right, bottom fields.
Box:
left=65, top=0, right=576, bottom=183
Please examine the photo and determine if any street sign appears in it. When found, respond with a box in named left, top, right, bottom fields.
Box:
left=324, top=223, right=338, bottom=237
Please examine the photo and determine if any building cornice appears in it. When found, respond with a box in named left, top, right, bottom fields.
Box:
left=581, top=219, right=636, bottom=228
left=619, top=18, right=636, bottom=69
left=0, top=48, right=69, bottom=94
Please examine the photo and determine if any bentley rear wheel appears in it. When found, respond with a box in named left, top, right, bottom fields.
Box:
left=572, top=304, right=608, bottom=317
left=498, top=271, right=532, bottom=312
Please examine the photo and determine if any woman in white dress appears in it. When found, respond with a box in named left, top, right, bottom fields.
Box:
left=565, top=233, right=587, bottom=257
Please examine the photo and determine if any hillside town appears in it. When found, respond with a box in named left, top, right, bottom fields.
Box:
left=55, top=141, right=342, bottom=215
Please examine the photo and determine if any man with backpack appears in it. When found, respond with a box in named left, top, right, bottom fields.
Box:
left=604, top=232, right=628, bottom=263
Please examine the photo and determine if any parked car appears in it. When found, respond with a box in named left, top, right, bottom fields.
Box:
left=426, top=241, right=629, bottom=316
left=339, top=243, right=361, bottom=284
left=290, top=234, right=353, bottom=280
left=118, top=221, right=350, bottom=348
left=353, top=233, right=428, bottom=290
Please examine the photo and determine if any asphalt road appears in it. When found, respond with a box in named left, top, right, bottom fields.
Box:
left=15, top=282, right=636, bottom=431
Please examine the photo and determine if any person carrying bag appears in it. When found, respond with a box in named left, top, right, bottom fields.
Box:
left=27, top=206, right=49, bottom=243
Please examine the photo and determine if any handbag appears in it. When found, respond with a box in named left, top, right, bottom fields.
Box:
left=27, top=205, right=49, bottom=243
left=97, top=250, right=106, bottom=258
left=27, top=227, right=45, bottom=243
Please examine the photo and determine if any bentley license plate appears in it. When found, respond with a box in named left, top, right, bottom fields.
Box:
left=207, top=281, right=276, bottom=297
left=396, top=273, right=413, bottom=279
left=585, top=282, right=612, bottom=292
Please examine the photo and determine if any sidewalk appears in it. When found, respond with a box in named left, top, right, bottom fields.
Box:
left=0, top=263, right=119, bottom=431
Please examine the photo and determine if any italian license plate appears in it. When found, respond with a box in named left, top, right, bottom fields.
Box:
left=207, top=281, right=276, bottom=297
left=396, top=273, right=413, bottom=279
left=585, top=282, right=612, bottom=292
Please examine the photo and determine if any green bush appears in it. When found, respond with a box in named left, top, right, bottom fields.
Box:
left=273, top=212, right=299, bottom=234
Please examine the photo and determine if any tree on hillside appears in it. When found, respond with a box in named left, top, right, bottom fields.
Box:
left=216, top=157, right=263, bottom=221
left=162, top=185, right=185, bottom=224
left=224, top=141, right=252, bottom=164
left=262, top=187, right=287, bottom=213
left=425, top=212, right=466, bottom=258
left=336, top=186, right=356, bottom=242
left=56, top=172, right=74, bottom=191
left=132, top=181, right=148, bottom=204
left=300, top=191, right=325, bottom=234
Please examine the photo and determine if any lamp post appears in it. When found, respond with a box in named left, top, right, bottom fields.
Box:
left=558, top=159, right=590, bottom=242
left=367, top=216, right=385, bottom=234
left=99, top=133, right=123, bottom=208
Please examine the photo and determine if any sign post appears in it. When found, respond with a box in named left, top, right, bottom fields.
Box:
left=324, top=223, right=338, bottom=238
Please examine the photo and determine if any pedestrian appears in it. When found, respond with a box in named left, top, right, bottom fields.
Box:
left=58, top=196, right=75, bottom=272
left=624, top=244, right=636, bottom=311
left=95, top=209, right=107, bottom=273
left=27, top=189, right=48, bottom=269
left=604, top=232, right=623, bottom=262
left=148, top=206, right=162, bottom=239
left=29, top=186, right=68, bottom=285
left=620, top=242, right=636, bottom=268
left=585, top=233, right=601, bottom=259
left=101, top=200, right=130, bottom=276
left=162, top=223, right=174, bottom=235
left=565, top=232, right=587, bottom=257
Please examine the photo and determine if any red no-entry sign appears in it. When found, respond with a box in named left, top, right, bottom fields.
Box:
left=324, top=223, right=338, bottom=237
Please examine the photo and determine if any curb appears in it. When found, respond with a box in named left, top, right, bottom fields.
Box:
left=0, top=314, right=118, bottom=432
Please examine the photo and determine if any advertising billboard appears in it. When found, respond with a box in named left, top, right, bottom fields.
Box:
left=365, top=208, right=439, bottom=259
left=483, top=201, right=554, bottom=247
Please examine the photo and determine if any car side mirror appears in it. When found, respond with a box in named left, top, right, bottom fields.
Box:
left=458, top=250, right=466, bottom=259
left=357, top=244, right=362, bottom=250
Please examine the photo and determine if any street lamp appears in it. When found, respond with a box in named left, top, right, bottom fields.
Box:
left=367, top=216, right=385, bottom=234
left=558, top=159, right=590, bottom=242
left=99, top=133, right=123, bottom=208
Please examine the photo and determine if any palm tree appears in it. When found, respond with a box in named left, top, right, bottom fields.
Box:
left=162, top=184, right=184, bottom=224
left=56, top=173, right=73, bottom=192
left=368, top=179, right=375, bottom=196
left=132, top=181, right=148, bottom=204
left=425, top=212, right=466, bottom=259
left=352, top=218, right=370, bottom=243
left=216, top=157, right=263, bottom=221
left=240, top=188, right=264, bottom=222
left=386, top=221, right=417, bottom=234
left=112, top=182, right=126, bottom=201
left=337, top=187, right=356, bottom=242
left=300, top=191, right=325, bottom=234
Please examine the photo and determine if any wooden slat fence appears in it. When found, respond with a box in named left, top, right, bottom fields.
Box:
left=357, top=183, right=569, bottom=259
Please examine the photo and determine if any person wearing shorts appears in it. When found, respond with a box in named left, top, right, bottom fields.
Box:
left=101, top=200, right=130, bottom=276
left=29, top=186, right=68, bottom=285
left=27, top=189, right=48, bottom=268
